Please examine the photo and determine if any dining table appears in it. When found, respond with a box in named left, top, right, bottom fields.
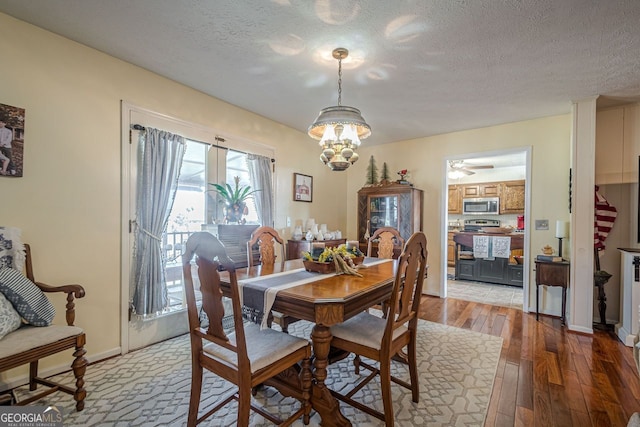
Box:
left=219, top=257, right=398, bottom=427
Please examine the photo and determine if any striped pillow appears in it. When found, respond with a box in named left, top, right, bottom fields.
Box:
left=0, top=292, right=22, bottom=339
left=0, top=268, right=55, bottom=326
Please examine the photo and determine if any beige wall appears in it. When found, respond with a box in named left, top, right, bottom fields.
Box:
left=345, top=115, right=573, bottom=309
left=0, top=11, right=576, bottom=380
left=0, top=13, right=347, bottom=376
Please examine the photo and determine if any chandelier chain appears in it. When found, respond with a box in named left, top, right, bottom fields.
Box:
left=337, top=57, right=342, bottom=106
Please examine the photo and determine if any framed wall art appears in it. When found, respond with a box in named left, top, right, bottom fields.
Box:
left=293, top=173, right=313, bottom=202
left=0, top=102, right=25, bottom=178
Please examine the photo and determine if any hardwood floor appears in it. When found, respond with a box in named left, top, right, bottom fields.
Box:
left=418, top=295, right=640, bottom=427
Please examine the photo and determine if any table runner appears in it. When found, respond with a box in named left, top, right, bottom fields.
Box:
left=238, top=257, right=393, bottom=328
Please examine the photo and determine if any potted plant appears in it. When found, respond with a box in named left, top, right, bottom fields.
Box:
left=209, top=176, right=260, bottom=224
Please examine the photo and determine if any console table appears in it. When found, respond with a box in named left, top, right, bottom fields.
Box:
left=535, top=260, right=570, bottom=324
left=286, top=238, right=346, bottom=260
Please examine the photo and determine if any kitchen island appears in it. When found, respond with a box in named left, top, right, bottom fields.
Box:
left=453, top=232, right=524, bottom=287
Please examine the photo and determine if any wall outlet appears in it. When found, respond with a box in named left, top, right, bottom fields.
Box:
left=286, top=216, right=291, bottom=227
left=535, top=219, right=549, bottom=230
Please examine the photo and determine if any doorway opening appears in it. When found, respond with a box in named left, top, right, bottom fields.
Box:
left=442, top=148, right=531, bottom=311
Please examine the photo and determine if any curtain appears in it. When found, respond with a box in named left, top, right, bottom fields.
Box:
left=132, top=128, right=185, bottom=316
left=247, top=154, right=274, bottom=227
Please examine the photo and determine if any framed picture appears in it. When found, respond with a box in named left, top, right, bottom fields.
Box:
left=293, top=173, right=313, bottom=202
left=0, top=102, right=25, bottom=178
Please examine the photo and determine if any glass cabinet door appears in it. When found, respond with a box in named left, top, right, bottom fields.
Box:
left=369, top=195, right=399, bottom=235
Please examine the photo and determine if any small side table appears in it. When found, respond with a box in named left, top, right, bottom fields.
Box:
left=535, top=260, right=570, bottom=324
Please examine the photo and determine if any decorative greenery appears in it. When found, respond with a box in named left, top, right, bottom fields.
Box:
left=381, top=162, right=390, bottom=182
left=209, top=176, right=260, bottom=205
left=301, top=244, right=364, bottom=276
left=366, top=155, right=379, bottom=185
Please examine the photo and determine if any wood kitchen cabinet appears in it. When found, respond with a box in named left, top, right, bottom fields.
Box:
left=595, top=104, right=640, bottom=184
left=448, top=180, right=525, bottom=214
left=500, top=180, right=525, bottom=214
left=357, top=183, right=423, bottom=243
left=447, top=232, right=456, bottom=267
left=461, top=183, right=500, bottom=198
left=448, top=186, right=462, bottom=214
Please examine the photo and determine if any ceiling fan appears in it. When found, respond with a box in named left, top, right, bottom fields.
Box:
left=448, top=160, right=494, bottom=177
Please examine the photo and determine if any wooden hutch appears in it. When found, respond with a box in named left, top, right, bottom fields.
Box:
left=357, top=183, right=423, bottom=256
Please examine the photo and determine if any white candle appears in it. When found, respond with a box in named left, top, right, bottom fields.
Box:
left=555, top=220, right=568, bottom=238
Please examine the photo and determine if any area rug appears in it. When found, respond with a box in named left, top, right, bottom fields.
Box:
left=14, top=320, right=502, bottom=426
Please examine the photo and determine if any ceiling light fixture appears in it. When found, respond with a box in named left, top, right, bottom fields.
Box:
left=308, top=48, right=371, bottom=171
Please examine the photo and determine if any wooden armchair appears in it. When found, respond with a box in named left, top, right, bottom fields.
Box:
left=367, top=227, right=405, bottom=259
left=182, top=232, right=312, bottom=426
left=246, top=226, right=299, bottom=333
left=0, top=244, right=87, bottom=411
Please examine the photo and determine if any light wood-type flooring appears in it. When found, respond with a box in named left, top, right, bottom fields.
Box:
left=418, top=295, right=640, bottom=427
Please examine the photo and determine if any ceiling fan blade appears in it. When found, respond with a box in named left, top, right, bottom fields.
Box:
left=466, top=165, right=494, bottom=169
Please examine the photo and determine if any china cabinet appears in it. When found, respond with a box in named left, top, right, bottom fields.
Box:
left=357, top=183, right=423, bottom=245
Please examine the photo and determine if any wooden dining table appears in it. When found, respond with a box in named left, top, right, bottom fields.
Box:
left=219, top=258, right=398, bottom=427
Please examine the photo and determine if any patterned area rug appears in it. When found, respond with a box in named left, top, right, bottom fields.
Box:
left=15, top=319, right=502, bottom=426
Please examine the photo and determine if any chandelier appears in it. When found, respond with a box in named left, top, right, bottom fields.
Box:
left=308, top=48, right=371, bottom=171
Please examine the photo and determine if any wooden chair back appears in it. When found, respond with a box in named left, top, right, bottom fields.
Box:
left=246, top=226, right=285, bottom=267
left=384, top=231, right=428, bottom=340
left=367, top=227, right=405, bottom=259
left=182, top=232, right=249, bottom=368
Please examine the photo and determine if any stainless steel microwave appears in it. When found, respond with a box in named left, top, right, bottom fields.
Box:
left=462, top=197, right=499, bottom=215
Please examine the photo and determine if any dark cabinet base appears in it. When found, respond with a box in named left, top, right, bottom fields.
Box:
left=455, top=258, right=523, bottom=287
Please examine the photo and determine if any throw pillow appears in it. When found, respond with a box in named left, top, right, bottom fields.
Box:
left=0, top=268, right=55, bottom=326
left=0, top=292, right=22, bottom=339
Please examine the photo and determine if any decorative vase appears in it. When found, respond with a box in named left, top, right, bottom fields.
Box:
left=305, top=230, right=314, bottom=241
left=224, top=202, right=246, bottom=224
left=292, top=226, right=303, bottom=240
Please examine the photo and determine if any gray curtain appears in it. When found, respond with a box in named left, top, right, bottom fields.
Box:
left=132, top=127, right=186, bottom=316
left=247, top=154, right=274, bottom=227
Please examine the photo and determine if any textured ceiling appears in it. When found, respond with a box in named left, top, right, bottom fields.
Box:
left=1, top=0, right=640, bottom=146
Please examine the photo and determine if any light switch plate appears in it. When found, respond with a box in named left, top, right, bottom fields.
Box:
left=535, top=219, right=549, bottom=230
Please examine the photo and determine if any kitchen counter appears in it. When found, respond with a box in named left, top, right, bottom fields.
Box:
left=452, top=232, right=524, bottom=287
left=452, top=231, right=524, bottom=250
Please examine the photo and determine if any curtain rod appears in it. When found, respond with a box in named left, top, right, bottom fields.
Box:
left=132, top=124, right=274, bottom=162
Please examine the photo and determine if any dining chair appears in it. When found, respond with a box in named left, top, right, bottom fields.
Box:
left=182, top=232, right=312, bottom=427
left=246, top=226, right=299, bottom=333
left=366, top=227, right=405, bottom=259
left=329, top=231, right=428, bottom=426
left=246, top=226, right=285, bottom=267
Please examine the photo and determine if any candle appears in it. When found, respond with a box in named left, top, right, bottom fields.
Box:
left=555, top=220, right=568, bottom=238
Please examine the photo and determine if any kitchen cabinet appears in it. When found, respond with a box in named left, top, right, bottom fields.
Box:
left=447, top=180, right=525, bottom=215
left=595, top=104, right=640, bottom=184
left=448, top=186, right=462, bottom=214
left=357, top=183, right=423, bottom=244
left=500, top=180, right=525, bottom=214
left=452, top=232, right=524, bottom=287
left=461, top=183, right=500, bottom=198
left=447, top=232, right=456, bottom=267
